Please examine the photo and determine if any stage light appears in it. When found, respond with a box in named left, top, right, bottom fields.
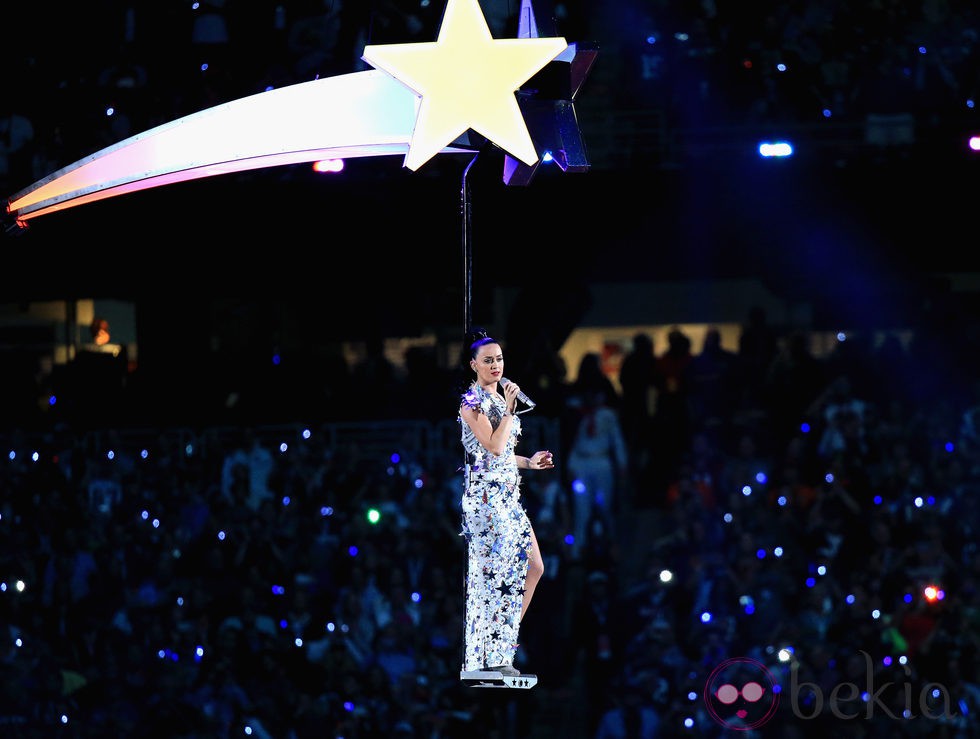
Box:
left=758, top=141, right=793, bottom=158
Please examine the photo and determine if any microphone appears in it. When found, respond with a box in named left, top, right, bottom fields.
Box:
left=500, top=377, right=536, bottom=410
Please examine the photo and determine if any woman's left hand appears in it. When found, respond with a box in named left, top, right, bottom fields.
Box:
left=528, top=451, right=555, bottom=470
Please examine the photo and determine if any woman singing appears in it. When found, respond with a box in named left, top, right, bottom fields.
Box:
left=458, top=330, right=554, bottom=677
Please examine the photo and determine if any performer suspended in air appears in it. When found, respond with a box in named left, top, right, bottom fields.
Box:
left=457, top=329, right=555, bottom=678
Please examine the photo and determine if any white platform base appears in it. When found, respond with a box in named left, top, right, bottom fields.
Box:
left=460, top=669, right=538, bottom=689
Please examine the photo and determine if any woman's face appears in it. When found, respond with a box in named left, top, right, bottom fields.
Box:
left=471, top=342, right=503, bottom=385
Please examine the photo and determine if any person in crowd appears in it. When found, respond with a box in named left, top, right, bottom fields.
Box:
left=566, top=375, right=629, bottom=564
left=457, top=328, right=555, bottom=677
left=618, top=332, right=659, bottom=494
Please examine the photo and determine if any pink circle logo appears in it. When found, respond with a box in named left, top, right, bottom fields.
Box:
left=704, top=657, right=780, bottom=729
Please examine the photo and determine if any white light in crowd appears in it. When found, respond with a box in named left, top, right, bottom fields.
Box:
left=105, top=107, right=115, bottom=117
left=872, top=609, right=881, bottom=619
left=326, top=622, right=336, bottom=632
left=817, top=565, right=827, bottom=575
left=294, top=638, right=303, bottom=647
left=302, top=428, right=311, bottom=439
left=141, top=510, right=149, bottom=520
left=723, top=512, right=733, bottom=523
left=7, top=450, right=14, bottom=460
left=774, top=547, right=784, bottom=557
left=970, top=135, right=980, bottom=151
left=217, top=530, right=226, bottom=541
left=32, top=451, right=39, bottom=462
left=742, top=485, right=752, bottom=496
left=777, top=495, right=787, bottom=506
left=836, top=331, right=846, bottom=342
left=777, top=63, right=787, bottom=72
left=778, top=648, right=792, bottom=662
left=15, top=638, right=22, bottom=648
left=899, top=655, right=908, bottom=665
left=914, top=496, right=924, bottom=508
left=687, top=691, right=697, bottom=701
left=245, top=726, right=253, bottom=736
left=684, top=717, right=694, bottom=728
left=107, top=450, right=115, bottom=460
left=758, top=141, right=793, bottom=157
left=184, top=443, right=193, bottom=456
left=412, top=591, right=421, bottom=603
left=659, top=569, right=673, bottom=583
left=61, top=715, right=68, bottom=725
left=141, top=449, right=149, bottom=459
left=0, top=583, right=5, bottom=592
left=16, top=580, right=25, bottom=592
left=279, top=442, right=288, bottom=453
left=700, top=611, right=712, bottom=623
left=825, top=472, right=834, bottom=483
left=152, top=518, right=160, bottom=528
left=195, top=646, right=204, bottom=658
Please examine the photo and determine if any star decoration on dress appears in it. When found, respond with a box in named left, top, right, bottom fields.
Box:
left=362, top=0, right=567, bottom=171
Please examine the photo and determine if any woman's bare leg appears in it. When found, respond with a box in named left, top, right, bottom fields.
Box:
left=521, top=523, right=545, bottom=620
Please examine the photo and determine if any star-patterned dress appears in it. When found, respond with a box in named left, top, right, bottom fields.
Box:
left=459, top=384, right=532, bottom=672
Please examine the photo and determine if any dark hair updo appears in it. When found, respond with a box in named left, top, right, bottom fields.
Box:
left=465, top=327, right=498, bottom=361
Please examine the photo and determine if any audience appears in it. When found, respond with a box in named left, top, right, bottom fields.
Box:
left=2, top=319, right=979, bottom=738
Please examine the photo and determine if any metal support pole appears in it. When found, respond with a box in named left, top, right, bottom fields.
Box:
left=461, top=152, right=479, bottom=334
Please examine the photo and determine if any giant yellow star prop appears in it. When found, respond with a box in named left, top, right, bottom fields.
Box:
left=3, top=0, right=572, bottom=227
left=362, top=0, right=567, bottom=171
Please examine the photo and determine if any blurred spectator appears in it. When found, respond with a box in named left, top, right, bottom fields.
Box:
left=687, top=327, right=738, bottom=444
left=593, top=681, right=661, bottom=739
left=618, top=332, right=659, bottom=495
left=649, top=327, right=694, bottom=503
left=565, top=380, right=629, bottom=564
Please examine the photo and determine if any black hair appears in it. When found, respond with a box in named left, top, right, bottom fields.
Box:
left=464, top=326, right=498, bottom=361
left=452, top=327, right=500, bottom=399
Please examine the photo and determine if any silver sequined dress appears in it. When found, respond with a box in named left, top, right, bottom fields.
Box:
left=458, top=384, right=532, bottom=671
